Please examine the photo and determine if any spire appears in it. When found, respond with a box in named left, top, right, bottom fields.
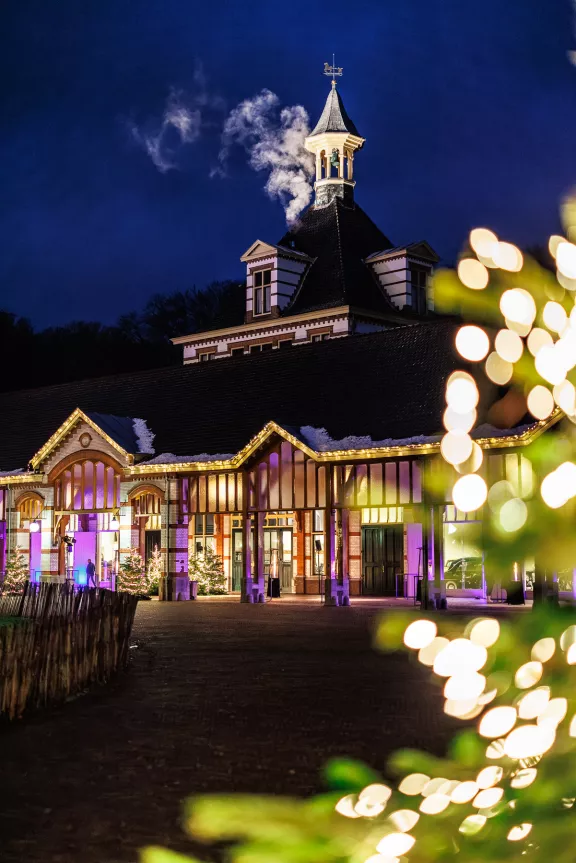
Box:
left=305, top=66, right=365, bottom=207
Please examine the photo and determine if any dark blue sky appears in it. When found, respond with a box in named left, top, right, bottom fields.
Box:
left=1, top=0, right=575, bottom=327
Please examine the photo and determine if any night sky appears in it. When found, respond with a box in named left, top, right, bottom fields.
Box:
left=1, top=0, right=576, bottom=328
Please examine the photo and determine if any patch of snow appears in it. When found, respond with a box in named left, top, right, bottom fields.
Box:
left=141, top=452, right=234, bottom=465
left=132, top=418, right=156, bottom=454
left=473, top=422, right=535, bottom=439
left=300, top=426, right=439, bottom=452
left=0, top=468, right=27, bottom=477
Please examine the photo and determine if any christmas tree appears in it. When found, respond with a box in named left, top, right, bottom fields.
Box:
left=147, top=544, right=163, bottom=595
left=3, top=546, right=29, bottom=594
left=118, top=547, right=148, bottom=596
left=188, top=547, right=227, bottom=595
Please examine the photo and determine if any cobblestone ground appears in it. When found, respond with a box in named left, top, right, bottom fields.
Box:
left=0, top=601, right=459, bottom=863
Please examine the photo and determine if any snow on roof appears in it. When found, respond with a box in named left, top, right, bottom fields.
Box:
left=132, top=418, right=156, bottom=455
left=141, top=452, right=235, bottom=465
left=299, top=426, right=438, bottom=452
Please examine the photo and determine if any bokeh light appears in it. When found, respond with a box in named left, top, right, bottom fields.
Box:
left=527, top=385, right=555, bottom=420
left=507, top=823, right=533, bottom=842
left=376, top=832, right=415, bottom=857
left=499, top=498, right=527, bottom=532
left=453, top=474, right=488, bottom=512
left=419, top=793, right=450, bottom=815
left=504, top=724, right=555, bottom=759
left=446, top=372, right=480, bottom=413
left=404, top=619, right=437, bottom=650
left=443, top=406, right=477, bottom=433
left=433, top=638, right=487, bottom=676
left=469, top=618, right=500, bottom=648
left=531, top=638, right=556, bottom=663
left=398, top=774, right=429, bottom=796
left=470, top=228, right=498, bottom=259
left=527, top=327, right=553, bottom=357
left=478, top=706, right=517, bottom=738
left=556, top=241, right=576, bottom=279
left=495, top=329, right=523, bottom=363
left=441, top=430, right=473, bottom=465
left=534, top=345, right=566, bottom=386
left=500, top=289, right=536, bottom=326
left=515, top=661, right=543, bottom=689
left=518, top=687, right=550, bottom=720
left=455, top=325, right=490, bottom=362
left=543, top=301, right=567, bottom=334
left=485, top=352, right=513, bottom=385
left=458, top=258, right=489, bottom=290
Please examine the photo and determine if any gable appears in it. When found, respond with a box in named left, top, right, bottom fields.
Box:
left=240, top=240, right=278, bottom=262
left=31, top=410, right=136, bottom=473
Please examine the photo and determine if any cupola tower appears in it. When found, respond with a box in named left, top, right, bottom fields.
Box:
left=305, top=63, right=365, bottom=207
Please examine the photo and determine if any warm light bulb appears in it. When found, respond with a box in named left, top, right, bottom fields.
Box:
left=527, top=327, right=553, bottom=357
left=527, top=385, right=555, bottom=420
left=543, top=301, right=567, bottom=334
left=478, top=706, right=517, bottom=738
left=403, top=619, right=437, bottom=650
left=470, top=227, right=498, bottom=258
left=494, top=242, right=523, bottom=272
left=376, top=833, right=415, bottom=857
left=556, top=241, right=576, bottom=279
left=441, top=430, right=473, bottom=465
left=485, top=352, right=513, bottom=385
left=504, top=724, right=555, bottom=759
left=446, top=372, right=479, bottom=414
left=500, top=289, right=536, bottom=326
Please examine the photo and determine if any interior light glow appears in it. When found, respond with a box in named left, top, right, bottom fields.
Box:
left=29, top=521, right=40, bottom=533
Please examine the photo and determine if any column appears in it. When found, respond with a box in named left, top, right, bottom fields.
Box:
left=315, top=151, right=322, bottom=181
left=432, top=505, right=445, bottom=608
left=168, top=478, right=189, bottom=601
left=338, top=147, right=344, bottom=179
left=241, top=512, right=253, bottom=602
left=339, top=507, right=350, bottom=605
left=255, top=512, right=265, bottom=602
left=420, top=505, right=432, bottom=610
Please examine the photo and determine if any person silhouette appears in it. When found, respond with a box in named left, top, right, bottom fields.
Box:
left=86, top=558, right=97, bottom=587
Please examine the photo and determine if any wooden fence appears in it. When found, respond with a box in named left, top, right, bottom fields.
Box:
left=0, top=582, right=139, bottom=720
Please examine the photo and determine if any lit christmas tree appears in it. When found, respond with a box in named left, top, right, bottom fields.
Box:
left=3, top=546, right=29, bottom=593
left=118, top=547, right=148, bottom=596
left=147, top=544, right=163, bottom=594
left=189, top=547, right=227, bottom=595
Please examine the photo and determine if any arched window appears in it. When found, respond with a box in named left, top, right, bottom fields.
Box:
left=15, top=491, right=44, bottom=524
left=128, top=485, right=164, bottom=530
left=49, top=452, right=123, bottom=513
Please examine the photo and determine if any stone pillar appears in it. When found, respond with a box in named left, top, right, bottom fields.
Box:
left=431, top=505, right=446, bottom=608
left=255, top=512, right=265, bottom=603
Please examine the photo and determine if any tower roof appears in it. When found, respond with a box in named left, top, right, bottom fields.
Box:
left=310, top=83, right=361, bottom=137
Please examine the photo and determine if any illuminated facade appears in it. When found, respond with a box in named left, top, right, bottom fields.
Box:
left=0, top=82, right=563, bottom=603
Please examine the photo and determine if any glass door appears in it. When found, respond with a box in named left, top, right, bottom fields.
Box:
left=264, top=529, right=293, bottom=593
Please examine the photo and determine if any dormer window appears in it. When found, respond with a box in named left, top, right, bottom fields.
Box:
left=253, top=269, right=272, bottom=315
left=409, top=267, right=428, bottom=315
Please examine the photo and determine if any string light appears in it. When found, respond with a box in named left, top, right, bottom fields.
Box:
left=527, top=327, right=553, bottom=357
left=470, top=228, right=498, bottom=258
left=403, top=619, right=437, bottom=650
left=441, top=430, right=473, bottom=465
left=446, top=372, right=480, bottom=413
left=556, top=241, right=576, bottom=279
left=543, top=301, right=568, bottom=334
left=495, top=329, right=523, bottom=363
left=527, top=385, right=554, bottom=420
left=485, top=352, right=513, bottom=385
left=453, top=474, right=488, bottom=512
left=443, top=406, right=477, bottom=432
left=500, top=289, right=536, bottom=326
left=478, top=706, right=517, bottom=738
left=458, top=258, right=489, bottom=290
left=493, top=242, right=523, bottom=272
left=455, top=325, right=490, bottom=361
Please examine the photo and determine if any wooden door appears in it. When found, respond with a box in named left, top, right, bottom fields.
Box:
left=362, top=526, right=404, bottom=596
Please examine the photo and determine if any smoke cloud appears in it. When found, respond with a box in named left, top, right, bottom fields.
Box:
left=131, top=64, right=223, bottom=173
left=215, top=89, right=315, bottom=223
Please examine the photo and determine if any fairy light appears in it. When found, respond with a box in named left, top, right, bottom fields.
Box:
left=517, top=687, right=550, bottom=720
left=479, top=706, right=517, bottom=738
left=470, top=227, right=498, bottom=258
left=458, top=258, right=489, bottom=290
left=537, top=697, right=567, bottom=728
left=507, top=823, right=533, bottom=842
left=543, top=301, right=568, bottom=334
left=500, top=289, right=536, bottom=326
left=418, top=637, right=449, bottom=667
left=459, top=814, right=486, bottom=835
left=531, top=638, right=556, bottom=663
left=455, top=325, right=490, bottom=362
left=443, top=406, right=477, bottom=432
left=375, top=833, right=415, bottom=857
left=495, top=329, right=523, bottom=363
left=556, top=241, right=576, bottom=279
left=534, top=345, right=566, bottom=386
left=527, top=385, right=554, bottom=420
left=472, top=787, right=503, bottom=808
left=549, top=235, right=564, bottom=258
left=476, top=766, right=503, bottom=789
left=540, top=463, right=576, bottom=509
left=398, top=774, right=429, bottom=796
left=335, top=795, right=361, bottom=818
left=403, top=619, right=437, bottom=650
left=485, top=352, right=513, bottom=385
left=559, top=625, right=576, bottom=651
left=527, top=327, right=553, bottom=357
left=441, top=430, right=473, bottom=465
left=444, top=672, right=486, bottom=701
left=515, top=661, right=543, bottom=689
left=504, top=724, right=556, bottom=759
left=420, top=793, right=451, bottom=814
left=553, top=379, right=576, bottom=414
left=467, top=619, right=499, bottom=649
left=452, top=474, right=488, bottom=512
left=451, top=781, right=479, bottom=804
left=510, top=768, right=537, bottom=789
left=446, top=372, right=479, bottom=413
left=388, top=810, right=419, bottom=832
left=433, top=638, right=487, bottom=676
left=454, top=442, right=483, bottom=474
left=494, top=242, right=523, bottom=272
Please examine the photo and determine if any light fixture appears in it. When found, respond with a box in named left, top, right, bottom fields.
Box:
left=110, top=515, right=120, bottom=530
left=29, top=521, right=40, bottom=533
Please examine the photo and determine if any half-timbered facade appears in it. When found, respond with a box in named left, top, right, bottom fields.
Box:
left=0, top=81, right=565, bottom=602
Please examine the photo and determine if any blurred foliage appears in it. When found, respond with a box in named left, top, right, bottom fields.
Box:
left=141, top=606, right=576, bottom=863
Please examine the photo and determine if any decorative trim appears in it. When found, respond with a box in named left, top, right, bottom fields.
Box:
left=30, top=408, right=134, bottom=470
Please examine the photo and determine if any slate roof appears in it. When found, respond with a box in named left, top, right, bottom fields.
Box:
left=0, top=323, right=461, bottom=472
left=84, top=412, right=140, bottom=454
left=310, top=85, right=362, bottom=137
left=278, top=197, right=397, bottom=315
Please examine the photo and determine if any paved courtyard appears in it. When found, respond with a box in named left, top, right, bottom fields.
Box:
left=0, top=601, right=463, bottom=863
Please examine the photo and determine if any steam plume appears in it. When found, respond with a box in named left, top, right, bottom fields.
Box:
left=215, top=89, right=314, bottom=222
left=131, top=64, right=223, bottom=173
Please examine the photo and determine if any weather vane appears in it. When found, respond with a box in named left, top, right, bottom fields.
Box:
left=324, top=55, right=343, bottom=84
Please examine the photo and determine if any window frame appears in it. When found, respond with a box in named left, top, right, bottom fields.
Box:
left=253, top=269, right=272, bottom=316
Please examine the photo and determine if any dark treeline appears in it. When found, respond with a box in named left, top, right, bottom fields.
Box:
left=0, top=281, right=245, bottom=393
